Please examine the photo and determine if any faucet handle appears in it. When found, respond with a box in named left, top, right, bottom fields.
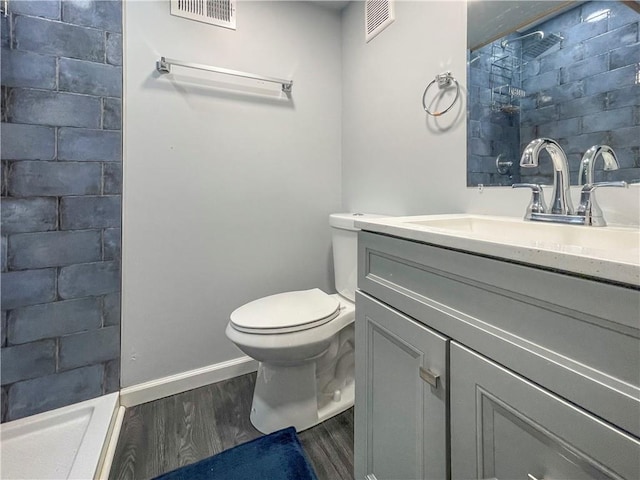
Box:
left=577, top=181, right=628, bottom=226
left=580, top=181, right=628, bottom=193
left=513, top=183, right=547, bottom=220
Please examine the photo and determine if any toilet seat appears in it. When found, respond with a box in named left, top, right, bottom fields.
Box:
left=230, top=288, right=340, bottom=334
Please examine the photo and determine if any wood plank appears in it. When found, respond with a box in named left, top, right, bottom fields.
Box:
left=108, top=408, right=144, bottom=480
left=109, top=372, right=354, bottom=480
left=210, top=373, right=261, bottom=450
left=299, top=409, right=354, bottom=479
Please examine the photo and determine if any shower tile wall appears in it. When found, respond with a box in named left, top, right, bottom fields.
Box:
left=469, top=1, right=640, bottom=185
left=1, top=0, right=122, bottom=422
left=468, top=41, right=523, bottom=186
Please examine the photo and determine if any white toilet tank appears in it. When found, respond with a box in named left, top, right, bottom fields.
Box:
left=329, top=213, right=384, bottom=302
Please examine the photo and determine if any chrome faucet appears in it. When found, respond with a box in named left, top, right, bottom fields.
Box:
left=519, top=138, right=574, bottom=215
left=578, top=145, right=619, bottom=185
left=514, top=141, right=627, bottom=226
left=512, top=183, right=547, bottom=220
left=576, top=145, right=626, bottom=227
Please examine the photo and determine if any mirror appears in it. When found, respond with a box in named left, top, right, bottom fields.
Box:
left=466, top=0, right=640, bottom=186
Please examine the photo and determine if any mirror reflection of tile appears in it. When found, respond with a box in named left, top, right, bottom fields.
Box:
left=467, top=0, right=640, bottom=187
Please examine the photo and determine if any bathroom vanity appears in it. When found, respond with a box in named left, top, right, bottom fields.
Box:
left=353, top=215, right=640, bottom=480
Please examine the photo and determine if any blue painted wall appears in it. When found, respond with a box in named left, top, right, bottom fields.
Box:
left=1, top=0, right=122, bottom=422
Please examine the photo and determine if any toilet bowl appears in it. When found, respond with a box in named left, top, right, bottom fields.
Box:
left=225, top=289, right=355, bottom=434
left=225, top=213, right=382, bottom=434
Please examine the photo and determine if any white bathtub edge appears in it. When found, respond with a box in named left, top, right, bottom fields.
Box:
left=1, top=392, right=120, bottom=480
left=69, top=392, right=120, bottom=479
left=95, top=405, right=126, bottom=480
left=120, top=356, right=258, bottom=407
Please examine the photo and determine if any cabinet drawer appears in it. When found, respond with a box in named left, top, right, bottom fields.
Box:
left=451, top=342, right=640, bottom=480
left=358, top=231, right=640, bottom=437
left=355, top=292, right=448, bottom=480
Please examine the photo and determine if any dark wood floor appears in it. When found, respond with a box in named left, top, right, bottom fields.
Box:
left=109, top=372, right=354, bottom=480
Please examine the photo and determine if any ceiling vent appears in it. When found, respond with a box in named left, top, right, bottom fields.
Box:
left=365, top=0, right=395, bottom=43
left=171, top=0, right=236, bottom=30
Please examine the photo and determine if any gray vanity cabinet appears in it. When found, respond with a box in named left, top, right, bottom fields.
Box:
left=355, top=230, right=640, bottom=480
left=451, top=342, right=639, bottom=480
left=354, top=293, right=448, bottom=480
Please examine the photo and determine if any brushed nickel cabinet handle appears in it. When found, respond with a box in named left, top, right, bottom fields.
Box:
left=419, top=367, right=440, bottom=388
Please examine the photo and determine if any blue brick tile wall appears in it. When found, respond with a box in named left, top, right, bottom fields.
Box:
left=1, top=197, right=58, bottom=234
left=1, top=15, right=9, bottom=49
left=105, top=358, right=120, bottom=392
left=559, top=53, right=608, bottom=84
left=0, top=387, right=6, bottom=422
left=1, top=236, right=6, bottom=272
left=15, top=15, right=105, bottom=62
left=610, top=43, right=640, bottom=69
left=8, top=364, right=104, bottom=421
left=102, top=292, right=121, bottom=326
left=58, top=325, right=120, bottom=370
left=7, top=89, right=102, bottom=128
left=558, top=93, right=607, bottom=119
left=1, top=311, right=6, bottom=346
left=59, top=58, right=122, bottom=97
left=1, top=123, right=56, bottom=160
left=467, top=41, right=523, bottom=186
left=103, top=98, right=122, bottom=130
left=610, top=126, right=640, bottom=148
left=8, top=230, right=102, bottom=270
left=8, top=161, right=102, bottom=196
left=8, top=298, right=102, bottom=344
left=58, top=128, right=121, bottom=161
left=103, top=164, right=122, bottom=194
left=8, top=0, right=61, bottom=19
left=0, top=339, right=56, bottom=385
left=60, top=195, right=121, bottom=229
left=58, top=261, right=120, bottom=299
left=106, top=33, right=122, bottom=66
left=1, top=50, right=57, bottom=89
left=62, top=0, right=122, bottom=33
left=468, top=1, right=640, bottom=185
left=103, top=228, right=121, bottom=261
left=1, top=0, right=122, bottom=422
left=1, top=269, right=57, bottom=310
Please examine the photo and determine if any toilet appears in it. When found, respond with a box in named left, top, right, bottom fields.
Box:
left=225, top=213, right=379, bottom=434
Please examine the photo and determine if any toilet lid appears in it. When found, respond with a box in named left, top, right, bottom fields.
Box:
left=230, top=288, right=340, bottom=334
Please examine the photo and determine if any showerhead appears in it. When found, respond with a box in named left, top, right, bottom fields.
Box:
left=501, top=31, right=544, bottom=49
left=500, top=31, right=563, bottom=58
left=522, top=33, right=563, bottom=58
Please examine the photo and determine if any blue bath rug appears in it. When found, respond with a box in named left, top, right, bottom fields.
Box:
left=152, top=426, right=318, bottom=480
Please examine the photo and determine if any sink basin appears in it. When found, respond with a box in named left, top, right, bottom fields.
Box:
left=355, top=214, right=640, bottom=286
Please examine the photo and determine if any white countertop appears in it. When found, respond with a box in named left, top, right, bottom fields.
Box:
left=355, top=214, right=640, bottom=287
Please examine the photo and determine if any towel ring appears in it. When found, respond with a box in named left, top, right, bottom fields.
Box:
left=422, top=71, right=460, bottom=117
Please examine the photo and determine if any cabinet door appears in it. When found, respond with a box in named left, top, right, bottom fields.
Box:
left=451, top=342, right=640, bottom=480
left=355, top=292, right=448, bottom=480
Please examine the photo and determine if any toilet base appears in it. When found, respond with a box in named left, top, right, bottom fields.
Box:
left=249, top=361, right=354, bottom=434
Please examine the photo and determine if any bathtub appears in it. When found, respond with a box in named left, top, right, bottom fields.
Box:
left=1, top=392, right=123, bottom=479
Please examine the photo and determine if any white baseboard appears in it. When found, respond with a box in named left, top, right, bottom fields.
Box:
left=119, top=356, right=258, bottom=407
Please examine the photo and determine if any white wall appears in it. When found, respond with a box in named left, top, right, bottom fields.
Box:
left=342, top=0, right=468, bottom=216
left=342, top=0, right=640, bottom=225
left=123, top=0, right=639, bottom=390
left=122, top=1, right=343, bottom=387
